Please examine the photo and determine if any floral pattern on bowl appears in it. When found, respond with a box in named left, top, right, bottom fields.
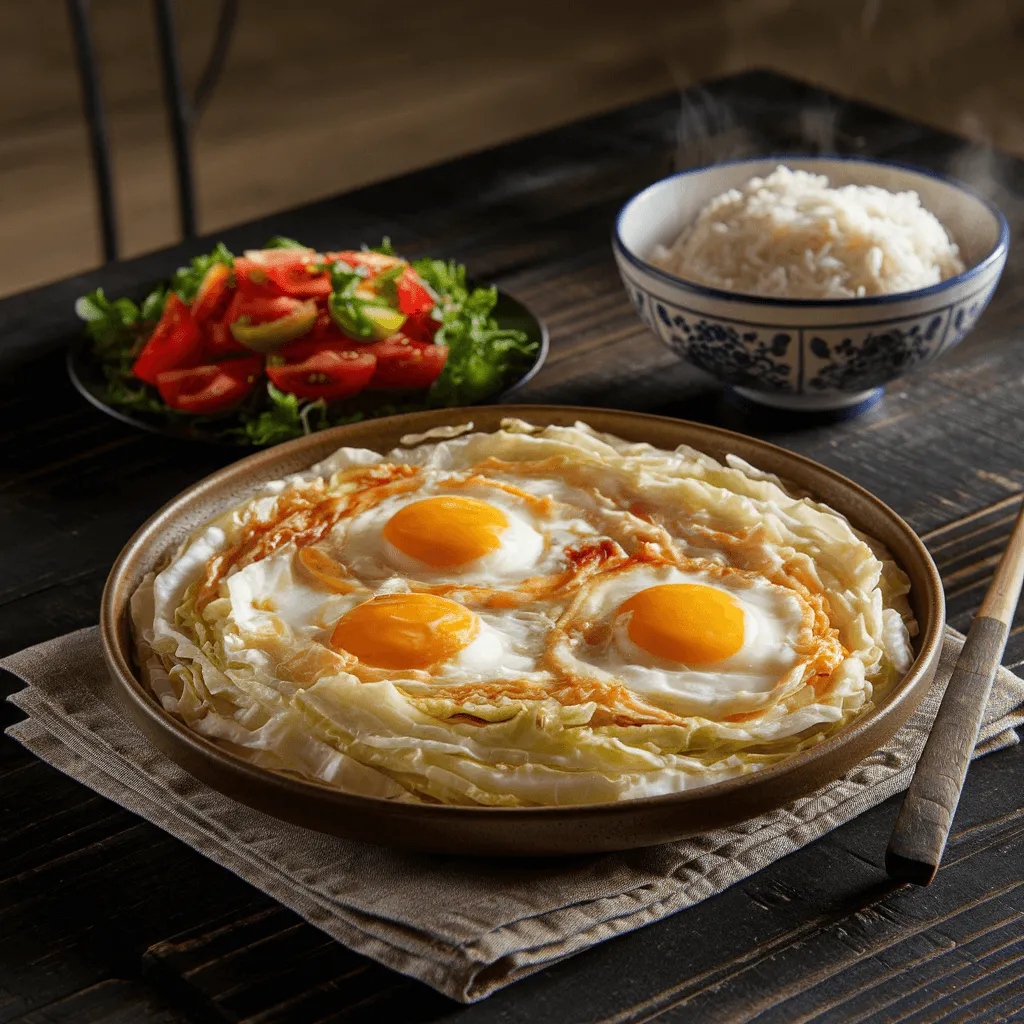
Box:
left=803, top=313, right=947, bottom=392
left=654, top=302, right=795, bottom=393
left=614, top=156, right=1009, bottom=414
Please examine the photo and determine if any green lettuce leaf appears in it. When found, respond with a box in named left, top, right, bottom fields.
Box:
left=101, top=367, right=172, bottom=415
left=140, top=286, right=168, bottom=323
left=75, top=288, right=160, bottom=410
left=169, top=241, right=234, bottom=304
left=230, top=383, right=330, bottom=446
left=75, top=288, right=140, bottom=354
left=411, top=259, right=537, bottom=406
left=413, top=258, right=468, bottom=304
left=264, top=235, right=309, bottom=250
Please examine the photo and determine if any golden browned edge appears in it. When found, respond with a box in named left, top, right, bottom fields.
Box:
left=99, top=405, right=945, bottom=853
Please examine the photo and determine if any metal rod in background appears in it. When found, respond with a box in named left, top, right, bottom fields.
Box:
left=66, top=0, right=118, bottom=263
left=193, top=0, right=238, bottom=115
left=152, top=0, right=197, bottom=240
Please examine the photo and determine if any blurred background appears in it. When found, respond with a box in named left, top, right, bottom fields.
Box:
left=3, top=0, right=1022, bottom=298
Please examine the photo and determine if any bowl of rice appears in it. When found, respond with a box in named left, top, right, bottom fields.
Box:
left=613, top=157, right=1009, bottom=414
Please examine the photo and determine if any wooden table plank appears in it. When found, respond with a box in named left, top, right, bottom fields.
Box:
left=9, top=980, right=190, bottom=1024
left=2, top=69, right=1023, bottom=1022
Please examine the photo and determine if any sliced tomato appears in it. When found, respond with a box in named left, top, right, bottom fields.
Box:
left=225, top=292, right=303, bottom=324
left=226, top=294, right=317, bottom=351
left=190, top=262, right=232, bottom=322
left=203, top=319, right=249, bottom=360
left=132, top=294, right=204, bottom=385
left=236, top=247, right=332, bottom=297
left=261, top=255, right=331, bottom=297
left=364, top=335, right=448, bottom=390
left=396, top=267, right=435, bottom=317
left=266, top=263, right=331, bottom=297
left=323, top=250, right=404, bottom=275
left=232, top=256, right=282, bottom=298
left=266, top=340, right=376, bottom=401
left=401, top=308, right=439, bottom=344
left=307, top=307, right=351, bottom=345
left=155, top=356, right=262, bottom=414
left=242, top=247, right=318, bottom=265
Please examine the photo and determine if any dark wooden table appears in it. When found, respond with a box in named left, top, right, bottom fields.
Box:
left=3, top=70, right=1024, bottom=1024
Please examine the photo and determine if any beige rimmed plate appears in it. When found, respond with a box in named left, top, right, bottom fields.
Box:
left=100, top=405, right=944, bottom=856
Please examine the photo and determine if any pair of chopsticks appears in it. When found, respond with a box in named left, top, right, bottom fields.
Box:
left=886, top=501, right=1024, bottom=885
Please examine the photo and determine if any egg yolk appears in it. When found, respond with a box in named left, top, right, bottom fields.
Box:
left=329, top=593, right=479, bottom=669
left=618, top=584, right=745, bottom=664
left=382, top=496, right=509, bottom=568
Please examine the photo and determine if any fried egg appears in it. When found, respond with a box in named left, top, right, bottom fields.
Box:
left=334, top=477, right=604, bottom=585
left=223, top=548, right=548, bottom=683
left=550, top=563, right=822, bottom=718
left=133, top=419, right=916, bottom=808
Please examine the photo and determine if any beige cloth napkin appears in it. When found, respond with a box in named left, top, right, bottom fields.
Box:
left=4, top=626, right=1024, bottom=1003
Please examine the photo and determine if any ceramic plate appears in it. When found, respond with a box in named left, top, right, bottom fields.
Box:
left=100, top=406, right=944, bottom=855
left=68, top=289, right=548, bottom=446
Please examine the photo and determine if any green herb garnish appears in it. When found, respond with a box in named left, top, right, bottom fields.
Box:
left=229, top=383, right=329, bottom=446
left=264, top=236, right=309, bottom=250
left=326, top=260, right=405, bottom=341
left=412, top=259, right=536, bottom=405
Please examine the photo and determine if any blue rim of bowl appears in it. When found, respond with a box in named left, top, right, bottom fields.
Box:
left=613, top=154, right=1011, bottom=308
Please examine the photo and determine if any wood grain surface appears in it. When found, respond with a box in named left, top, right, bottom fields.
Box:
left=2, top=70, right=1024, bottom=1022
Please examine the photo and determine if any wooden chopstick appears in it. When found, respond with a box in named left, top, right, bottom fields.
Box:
left=886, top=499, right=1024, bottom=885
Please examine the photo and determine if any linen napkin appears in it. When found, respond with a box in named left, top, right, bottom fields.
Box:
left=4, top=626, right=1024, bottom=1003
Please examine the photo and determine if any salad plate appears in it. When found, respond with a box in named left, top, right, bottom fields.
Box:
left=68, top=240, right=548, bottom=447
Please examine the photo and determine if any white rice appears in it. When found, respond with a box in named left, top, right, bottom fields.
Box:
left=650, top=165, right=965, bottom=299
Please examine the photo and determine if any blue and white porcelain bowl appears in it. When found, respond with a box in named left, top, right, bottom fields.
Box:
left=613, top=156, right=1009, bottom=413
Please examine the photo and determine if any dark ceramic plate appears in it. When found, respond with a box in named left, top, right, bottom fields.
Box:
left=68, top=289, right=548, bottom=446
left=100, top=406, right=945, bottom=856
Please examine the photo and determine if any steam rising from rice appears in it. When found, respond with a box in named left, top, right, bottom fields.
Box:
left=651, top=166, right=965, bottom=299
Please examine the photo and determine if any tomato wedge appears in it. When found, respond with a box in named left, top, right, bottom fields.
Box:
left=396, top=267, right=435, bottom=317
left=261, top=256, right=331, bottom=297
left=401, top=308, right=439, bottom=343
left=323, top=250, right=404, bottom=275
left=190, top=262, right=231, bottom=322
left=364, top=335, right=448, bottom=389
left=226, top=294, right=317, bottom=351
left=132, top=294, right=203, bottom=385
left=267, top=263, right=331, bottom=297
left=232, top=257, right=282, bottom=298
left=155, top=356, right=262, bottom=414
left=234, top=248, right=331, bottom=296
left=307, top=307, right=353, bottom=346
left=243, top=247, right=317, bottom=266
left=225, top=292, right=301, bottom=324
left=267, top=339, right=376, bottom=401
left=203, top=319, right=249, bottom=360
